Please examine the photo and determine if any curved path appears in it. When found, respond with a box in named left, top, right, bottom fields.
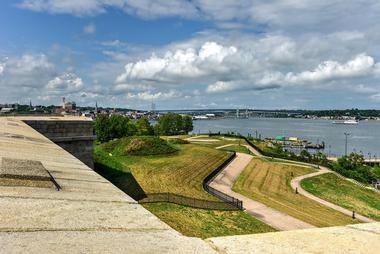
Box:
left=209, top=152, right=315, bottom=231
left=243, top=142, right=376, bottom=223
left=291, top=168, right=376, bottom=223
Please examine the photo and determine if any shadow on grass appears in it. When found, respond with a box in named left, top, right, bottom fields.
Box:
left=94, top=162, right=146, bottom=201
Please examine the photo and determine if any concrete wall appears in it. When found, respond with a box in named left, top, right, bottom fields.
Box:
left=24, top=120, right=95, bottom=168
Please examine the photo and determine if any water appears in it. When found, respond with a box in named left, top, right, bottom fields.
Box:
left=192, top=118, right=380, bottom=158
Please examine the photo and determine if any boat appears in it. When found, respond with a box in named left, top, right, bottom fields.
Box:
left=332, top=119, right=359, bottom=125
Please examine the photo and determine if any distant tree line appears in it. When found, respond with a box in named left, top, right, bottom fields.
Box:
left=95, top=113, right=193, bottom=143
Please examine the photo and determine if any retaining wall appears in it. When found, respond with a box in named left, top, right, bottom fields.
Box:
left=24, top=120, right=95, bottom=168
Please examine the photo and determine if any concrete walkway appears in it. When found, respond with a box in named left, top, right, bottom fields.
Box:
left=290, top=168, right=376, bottom=223
left=215, top=144, right=234, bottom=149
left=209, top=152, right=315, bottom=231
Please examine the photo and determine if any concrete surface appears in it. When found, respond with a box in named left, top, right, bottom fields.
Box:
left=209, top=152, right=314, bottom=231
left=0, top=116, right=217, bottom=254
left=207, top=222, right=380, bottom=254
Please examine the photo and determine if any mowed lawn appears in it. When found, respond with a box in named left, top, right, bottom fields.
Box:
left=233, top=158, right=356, bottom=227
left=301, top=173, right=380, bottom=221
left=121, top=144, right=230, bottom=200
left=143, top=203, right=275, bottom=239
left=95, top=142, right=275, bottom=238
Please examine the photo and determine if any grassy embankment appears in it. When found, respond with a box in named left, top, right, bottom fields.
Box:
left=185, top=135, right=253, bottom=155
left=301, top=173, right=380, bottom=221
left=233, top=158, right=357, bottom=227
left=94, top=136, right=275, bottom=238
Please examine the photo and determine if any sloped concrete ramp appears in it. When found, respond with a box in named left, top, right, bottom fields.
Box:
left=0, top=117, right=215, bottom=254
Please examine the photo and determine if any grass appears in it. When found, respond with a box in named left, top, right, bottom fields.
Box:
left=94, top=141, right=276, bottom=238
left=301, top=173, right=380, bottom=221
left=96, top=143, right=231, bottom=200
left=221, top=144, right=252, bottom=155
left=102, top=136, right=177, bottom=156
left=233, top=158, right=357, bottom=227
left=142, top=202, right=275, bottom=239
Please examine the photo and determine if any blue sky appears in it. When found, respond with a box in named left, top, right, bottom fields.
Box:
left=1, top=0, right=380, bottom=110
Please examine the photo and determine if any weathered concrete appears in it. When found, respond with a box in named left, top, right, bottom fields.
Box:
left=24, top=117, right=95, bottom=168
left=207, top=223, right=380, bottom=254
left=0, top=116, right=217, bottom=254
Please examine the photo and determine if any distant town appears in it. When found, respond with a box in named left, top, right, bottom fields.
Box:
left=1, top=98, right=380, bottom=121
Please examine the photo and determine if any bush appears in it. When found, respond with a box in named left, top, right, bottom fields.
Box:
left=101, top=136, right=178, bottom=156
left=167, top=138, right=190, bottom=145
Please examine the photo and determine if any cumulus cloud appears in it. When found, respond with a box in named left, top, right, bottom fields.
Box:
left=285, top=54, right=376, bottom=84
left=116, top=42, right=238, bottom=84
left=18, top=0, right=380, bottom=34
left=46, top=73, right=84, bottom=93
left=0, top=54, right=54, bottom=88
left=0, top=53, right=87, bottom=103
left=206, top=81, right=238, bottom=94
left=126, top=90, right=182, bottom=101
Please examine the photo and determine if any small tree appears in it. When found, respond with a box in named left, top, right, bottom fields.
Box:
left=108, top=114, right=129, bottom=140
left=182, top=115, right=193, bottom=134
left=94, top=114, right=110, bottom=142
left=136, top=117, right=154, bottom=136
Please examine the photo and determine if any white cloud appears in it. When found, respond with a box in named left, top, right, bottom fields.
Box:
left=126, top=90, right=182, bottom=101
left=46, top=73, right=84, bottom=92
left=0, top=63, right=5, bottom=75
left=116, top=42, right=238, bottom=84
left=0, top=54, right=54, bottom=88
left=83, top=23, right=96, bottom=34
left=206, top=81, right=238, bottom=94
left=284, top=54, right=375, bottom=84
left=370, top=93, right=380, bottom=102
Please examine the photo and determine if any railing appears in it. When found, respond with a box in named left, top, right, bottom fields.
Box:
left=202, top=151, right=243, bottom=210
left=139, top=192, right=239, bottom=210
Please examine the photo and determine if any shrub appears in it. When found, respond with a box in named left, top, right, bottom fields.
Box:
left=167, top=138, right=189, bottom=144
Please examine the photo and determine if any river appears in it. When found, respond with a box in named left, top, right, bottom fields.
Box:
left=192, top=118, right=380, bottom=158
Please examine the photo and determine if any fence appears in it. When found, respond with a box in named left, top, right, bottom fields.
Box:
left=139, top=192, right=239, bottom=210
left=202, top=151, right=243, bottom=210
left=138, top=150, right=243, bottom=210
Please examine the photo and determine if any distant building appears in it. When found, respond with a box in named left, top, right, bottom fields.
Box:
left=0, top=107, right=14, bottom=114
left=54, top=97, right=77, bottom=115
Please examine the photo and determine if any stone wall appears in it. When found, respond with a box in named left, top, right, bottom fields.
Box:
left=24, top=120, right=95, bottom=168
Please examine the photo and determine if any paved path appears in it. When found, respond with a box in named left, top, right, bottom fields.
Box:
left=215, top=144, right=234, bottom=149
left=209, top=152, right=315, bottom=231
left=243, top=141, right=376, bottom=223
left=291, top=168, right=376, bottom=223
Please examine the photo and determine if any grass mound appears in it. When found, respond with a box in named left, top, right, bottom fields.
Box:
left=102, top=136, right=177, bottom=156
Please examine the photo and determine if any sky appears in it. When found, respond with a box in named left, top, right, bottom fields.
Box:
left=1, top=1, right=380, bottom=110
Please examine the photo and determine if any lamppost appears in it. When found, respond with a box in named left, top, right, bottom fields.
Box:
left=344, top=132, right=350, bottom=156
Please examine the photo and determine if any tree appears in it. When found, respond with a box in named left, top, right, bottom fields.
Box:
left=108, top=114, right=129, bottom=140
left=155, top=113, right=192, bottom=135
left=136, top=117, right=154, bottom=135
left=94, top=114, right=110, bottom=142
left=94, top=114, right=131, bottom=142
left=182, top=115, right=193, bottom=134
left=299, top=150, right=312, bottom=162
